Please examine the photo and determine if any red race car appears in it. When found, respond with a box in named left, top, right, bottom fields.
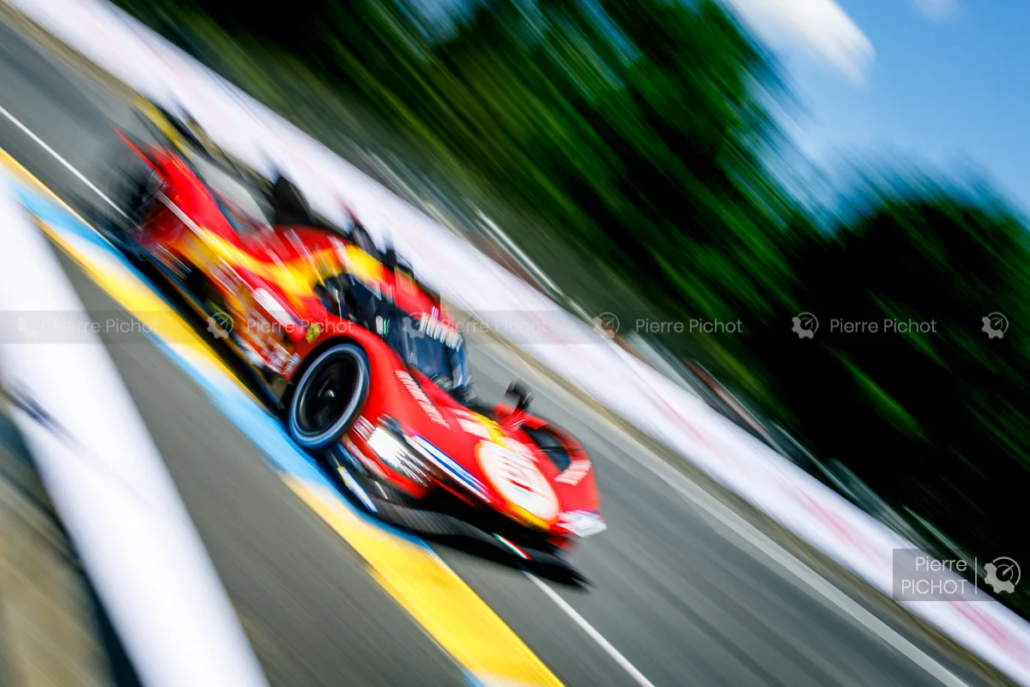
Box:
left=107, top=106, right=604, bottom=578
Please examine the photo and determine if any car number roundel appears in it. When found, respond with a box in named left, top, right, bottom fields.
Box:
left=476, top=440, right=559, bottom=523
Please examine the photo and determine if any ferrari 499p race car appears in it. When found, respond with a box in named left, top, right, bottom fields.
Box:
left=106, top=104, right=604, bottom=578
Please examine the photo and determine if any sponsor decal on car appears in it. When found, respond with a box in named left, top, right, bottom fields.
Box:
left=418, top=310, right=462, bottom=349
left=282, top=353, right=301, bottom=377
left=457, top=418, right=490, bottom=438
left=254, top=288, right=296, bottom=328
left=353, top=416, right=375, bottom=440
left=305, top=322, right=322, bottom=343
left=453, top=408, right=503, bottom=441
left=343, top=437, right=387, bottom=479
left=266, top=344, right=289, bottom=373
left=557, top=510, right=606, bottom=537
left=477, top=440, right=559, bottom=526
left=395, top=370, right=449, bottom=427
left=554, top=458, right=592, bottom=486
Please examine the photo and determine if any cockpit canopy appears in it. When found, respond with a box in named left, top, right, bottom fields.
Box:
left=326, top=276, right=471, bottom=398
left=384, top=307, right=470, bottom=393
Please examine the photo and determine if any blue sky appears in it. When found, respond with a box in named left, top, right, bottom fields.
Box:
left=417, top=0, right=1026, bottom=208
left=738, top=0, right=1030, bottom=210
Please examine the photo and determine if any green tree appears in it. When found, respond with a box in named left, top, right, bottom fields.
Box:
left=114, top=0, right=1030, bottom=613
left=758, top=182, right=1030, bottom=563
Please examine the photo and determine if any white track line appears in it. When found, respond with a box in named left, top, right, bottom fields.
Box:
left=1, top=100, right=969, bottom=687
left=625, top=451, right=968, bottom=687
left=0, top=102, right=128, bottom=218
left=526, top=573, right=657, bottom=687
left=483, top=344, right=971, bottom=687
left=0, top=101, right=660, bottom=687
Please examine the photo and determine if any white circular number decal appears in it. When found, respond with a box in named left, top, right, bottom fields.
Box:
left=477, top=441, right=559, bottom=523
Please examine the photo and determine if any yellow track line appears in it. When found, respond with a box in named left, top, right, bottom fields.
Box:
left=290, top=478, right=562, bottom=686
left=0, top=147, right=563, bottom=687
left=0, top=147, right=246, bottom=389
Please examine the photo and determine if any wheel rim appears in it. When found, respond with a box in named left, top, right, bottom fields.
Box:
left=292, top=346, right=366, bottom=444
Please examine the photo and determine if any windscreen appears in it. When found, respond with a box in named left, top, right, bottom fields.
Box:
left=386, top=309, right=470, bottom=392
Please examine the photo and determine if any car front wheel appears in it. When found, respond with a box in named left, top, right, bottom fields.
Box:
left=288, top=343, right=369, bottom=450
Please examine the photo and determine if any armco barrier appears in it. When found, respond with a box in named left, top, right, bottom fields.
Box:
left=0, top=182, right=268, bottom=686
left=7, top=0, right=1030, bottom=682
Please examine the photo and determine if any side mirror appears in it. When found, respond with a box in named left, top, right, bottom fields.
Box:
left=505, top=381, right=532, bottom=413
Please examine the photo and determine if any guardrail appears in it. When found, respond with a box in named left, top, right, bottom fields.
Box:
left=6, top=0, right=1030, bottom=682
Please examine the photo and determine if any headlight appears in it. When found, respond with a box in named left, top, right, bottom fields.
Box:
left=366, top=417, right=430, bottom=485
left=558, top=511, right=607, bottom=537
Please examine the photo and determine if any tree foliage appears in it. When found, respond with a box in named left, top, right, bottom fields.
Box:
left=117, top=0, right=1030, bottom=611
left=757, top=184, right=1030, bottom=559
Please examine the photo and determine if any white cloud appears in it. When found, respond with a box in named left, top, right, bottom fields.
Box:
left=724, top=0, right=874, bottom=84
left=912, top=0, right=959, bottom=21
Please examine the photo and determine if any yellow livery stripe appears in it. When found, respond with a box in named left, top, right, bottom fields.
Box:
left=0, top=146, right=563, bottom=687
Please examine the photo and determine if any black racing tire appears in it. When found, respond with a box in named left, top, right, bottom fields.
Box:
left=288, top=343, right=369, bottom=450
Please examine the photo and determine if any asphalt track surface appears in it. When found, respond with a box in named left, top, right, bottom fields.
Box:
left=0, top=18, right=1007, bottom=687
